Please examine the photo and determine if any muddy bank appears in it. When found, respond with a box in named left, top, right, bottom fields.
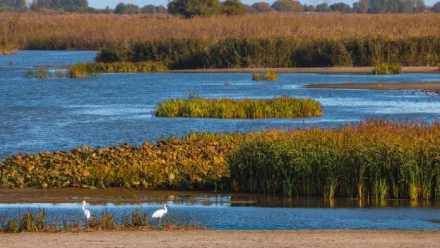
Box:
left=2, top=230, right=440, bottom=248
left=170, top=66, right=440, bottom=74
left=307, top=82, right=440, bottom=91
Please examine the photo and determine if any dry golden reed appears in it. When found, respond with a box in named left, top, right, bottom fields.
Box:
left=1, top=13, right=440, bottom=50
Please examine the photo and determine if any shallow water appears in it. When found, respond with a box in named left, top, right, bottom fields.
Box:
left=1, top=51, right=440, bottom=158
left=1, top=195, right=440, bottom=230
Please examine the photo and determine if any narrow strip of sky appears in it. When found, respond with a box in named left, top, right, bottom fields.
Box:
left=87, top=0, right=437, bottom=9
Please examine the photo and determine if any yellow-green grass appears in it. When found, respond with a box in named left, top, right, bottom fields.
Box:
left=2, top=120, right=440, bottom=200
left=154, top=97, right=322, bottom=119
left=372, top=63, right=402, bottom=75
left=252, top=72, right=279, bottom=81
left=0, top=209, right=201, bottom=233
left=68, top=62, right=168, bottom=78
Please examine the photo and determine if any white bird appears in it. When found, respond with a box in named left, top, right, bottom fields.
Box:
left=82, top=200, right=91, bottom=220
left=152, top=203, right=168, bottom=222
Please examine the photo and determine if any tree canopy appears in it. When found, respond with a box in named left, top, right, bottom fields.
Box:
left=271, top=0, right=303, bottom=12
left=433, top=2, right=440, bottom=12
left=252, top=2, right=273, bottom=12
left=330, top=2, right=353, bottom=13
left=222, top=0, right=246, bottom=15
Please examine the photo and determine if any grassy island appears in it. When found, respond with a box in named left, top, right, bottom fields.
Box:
left=154, top=97, right=322, bottom=119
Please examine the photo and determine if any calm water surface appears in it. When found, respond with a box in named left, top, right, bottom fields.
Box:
left=1, top=51, right=440, bottom=158
left=1, top=195, right=440, bottom=230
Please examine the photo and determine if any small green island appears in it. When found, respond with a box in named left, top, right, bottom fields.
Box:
left=154, top=97, right=322, bottom=119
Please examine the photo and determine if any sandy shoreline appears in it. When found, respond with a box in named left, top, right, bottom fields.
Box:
left=306, top=82, right=440, bottom=91
left=170, top=66, right=440, bottom=74
left=2, top=230, right=440, bottom=248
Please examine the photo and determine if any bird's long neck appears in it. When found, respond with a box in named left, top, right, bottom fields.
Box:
left=82, top=203, right=85, bottom=211
left=164, top=205, right=167, bottom=213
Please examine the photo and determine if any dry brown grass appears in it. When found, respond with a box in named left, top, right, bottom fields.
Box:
left=1, top=13, right=440, bottom=50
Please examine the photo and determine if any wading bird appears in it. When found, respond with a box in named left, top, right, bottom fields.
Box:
left=152, top=203, right=168, bottom=224
left=82, top=200, right=91, bottom=227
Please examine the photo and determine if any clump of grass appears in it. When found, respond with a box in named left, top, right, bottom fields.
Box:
left=68, top=61, right=168, bottom=78
left=154, top=96, right=322, bottom=119
left=25, top=62, right=167, bottom=79
left=0, top=38, right=18, bottom=55
left=372, top=63, right=402, bottom=75
left=252, top=72, right=279, bottom=81
left=369, top=83, right=387, bottom=90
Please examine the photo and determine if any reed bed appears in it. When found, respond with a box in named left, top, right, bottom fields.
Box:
left=2, top=13, right=440, bottom=49
left=0, top=209, right=201, bottom=233
left=2, top=13, right=440, bottom=68
left=154, top=97, right=322, bottom=119
left=372, top=63, right=402, bottom=75
left=99, top=36, right=440, bottom=68
left=252, top=72, right=279, bottom=81
left=228, top=120, right=440, bottom=200
left=2, top=121, right=440, bottom=200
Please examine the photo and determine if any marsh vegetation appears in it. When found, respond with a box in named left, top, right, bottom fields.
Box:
left=0, top=209, right=201, bottom=233
left=25, top=62, right=167, bottom=79
left=2, top=121, right=440, bottom=200
left=372, top=63, right=402, bottom=75
left=252, top=72, right=279, bottom=81
left=1, top=14, right=440, bottom=68
left=154, top=97, right=321, bottom=119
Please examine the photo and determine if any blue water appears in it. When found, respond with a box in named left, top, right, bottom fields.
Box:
left=1, top=51, right=440, bottom=230
left=1, top=196, right=440, bottom=230
left=1, top=51, right=440, bottom=159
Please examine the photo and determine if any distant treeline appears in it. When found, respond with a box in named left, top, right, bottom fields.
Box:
left=1, top=0, right=440, bottom=14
